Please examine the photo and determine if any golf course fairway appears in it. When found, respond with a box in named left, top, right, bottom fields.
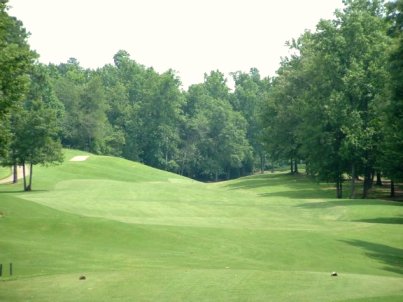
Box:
left=0, top=149, right=402, bottom=301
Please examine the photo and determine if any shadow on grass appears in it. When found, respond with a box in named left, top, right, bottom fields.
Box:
left=0, top=189, right=48, bottom=194
left=342, top=240, right=403, bottom=275
left=297, top=199, right=403, bottom=209
left=259, top=189, right=335, bottom=199
left=353, top=217, right=403, bottom=225
left=227, top=173, right=312, bottom=189
left=224, top=173, right=336, bottom=199
left=0, top=191, right=24, bottom=194
left=224, top=174, right=297, bottom=190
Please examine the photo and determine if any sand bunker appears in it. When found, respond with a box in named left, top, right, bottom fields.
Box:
left=70, top=156, right=89, bottom=162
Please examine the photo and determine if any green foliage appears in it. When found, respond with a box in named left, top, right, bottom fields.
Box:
left=135, top=69, right=184, bottom=169
left=180, top=72, right=251, bottom=180
left=261, top=0, right=397, bottom=198
left=7, top=65, right=64, bottom=191
left=0, top=114, right=11, bottom=158
left=381, top=0, right=403, bottom=182
left=231, top=69, right=269, bottom=173
left=261, top=56, right=303, bottom=170
left=50, top=60, right=112, bottom=154
left=0, top=0, right=36, bottom=157
left=2, top=0, right=400, bottom=189
left=46, top=55, right=258, bottom=181
left=0, top=2, right=61, bottom=191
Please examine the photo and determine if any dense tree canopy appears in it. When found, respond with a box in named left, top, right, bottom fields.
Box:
left=0, top=1, right=62, bottom=190
left=45, top=56, right=261, bottom=181
left=261, top=0, right=398, bottom=198
left=381, top=0, right=403, bottom=196
left=1, top=0, right=402, bottom=195
left=0, top=0, right=36, bottom=158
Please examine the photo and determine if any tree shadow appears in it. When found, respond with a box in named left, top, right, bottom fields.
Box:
left=259, top=189, right=335, bottom=199
left=341, top=240, right=403, bottom=275
left=0, top=190, right=25, bottom=194
left=224, top=174, right=294, bottom=190
left=353, top=217, right=403, bottom=225
left=224, top=173, right=333, bottom=198
left=0, top=189, right=48, bottom=194
left=297, top=199, right=403, bottom=209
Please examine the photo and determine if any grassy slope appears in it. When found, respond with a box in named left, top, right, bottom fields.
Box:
left=0, top=149, right=402, bottom=301
left=0, top=166, right=10, bottom=180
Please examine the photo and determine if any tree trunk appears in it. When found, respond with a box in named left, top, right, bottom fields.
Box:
left=391, top=180, right=395, bottom=198
left=87, top=135, right=92, bottom=152
left=376, top=171, right=382, bottom=186
left=336, top=178, right=343, bottom=199
left=294, top=160, right=298, bottom=174
left=340, top=181, right=343, bottom=199
left=13, top=162, right=18, bottom=183
left=27, top=162, right=33, bottom=191
left=362, top=168, right=371, bottom=198
left=180, top=150, right=188, bottom=176
left=22, top=163, right=27, bottom=191
left=290, top=159, right=294, bottom=174
left=350, top=163, right=356, bottom=199
left=336, top=182, right=340, bottom=199
left=370, top=169, right=375, bottom=189
left=260, top=153, right=265, bottom=174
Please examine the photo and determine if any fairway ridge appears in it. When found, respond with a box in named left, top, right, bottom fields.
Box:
left=0, top=150, right=402, bottom=301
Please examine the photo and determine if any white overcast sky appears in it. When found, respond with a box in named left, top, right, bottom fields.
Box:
left=8, top=0, right=344, bottom=88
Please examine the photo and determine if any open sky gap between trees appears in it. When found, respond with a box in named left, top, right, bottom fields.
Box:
left=0, top=0, right=402, bottom=198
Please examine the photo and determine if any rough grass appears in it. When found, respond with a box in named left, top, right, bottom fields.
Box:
left=0, top=149, right=402, bottom=301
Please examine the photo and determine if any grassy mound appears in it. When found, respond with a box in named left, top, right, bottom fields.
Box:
left=0, top=149, right=402, bottom=301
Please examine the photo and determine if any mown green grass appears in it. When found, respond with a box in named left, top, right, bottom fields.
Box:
left=1, top=149, right=402, bottom=301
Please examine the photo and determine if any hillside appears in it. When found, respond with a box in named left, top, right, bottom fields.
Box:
left=0, top=150, right=402, bottom=301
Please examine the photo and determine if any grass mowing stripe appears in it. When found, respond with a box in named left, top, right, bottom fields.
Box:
left=2, top=270, right=403, bottom=302
left=0, top=149, right=402, bottom=301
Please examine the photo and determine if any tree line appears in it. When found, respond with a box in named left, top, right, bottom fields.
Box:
left=0, top=0, right=402, bottom=197
left=44, top=53, right=269, bottom=181
left=261, top=0, right=403, bottom=198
